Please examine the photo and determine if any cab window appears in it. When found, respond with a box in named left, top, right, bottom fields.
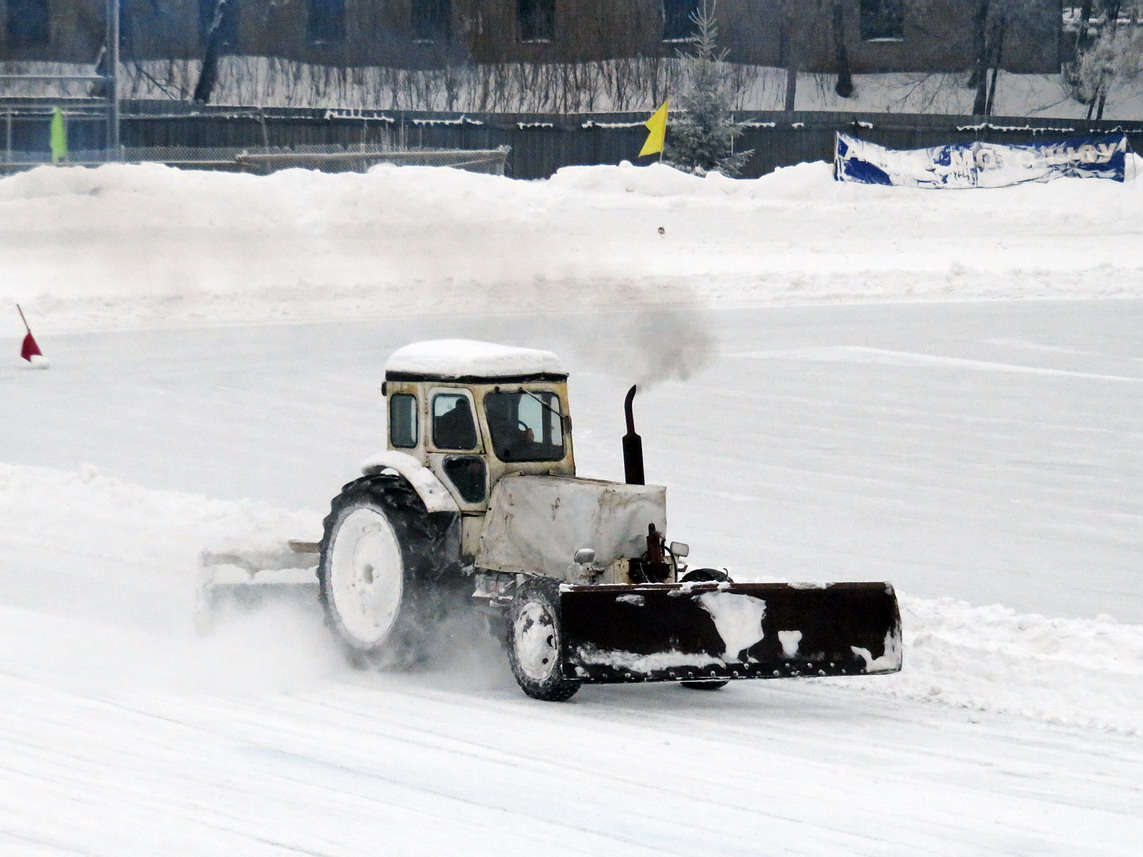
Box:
left=443, top=455, right=487, bottom=503
left=389, top=393, right=418, bottom=448
left=485, top=391, right=565, bottom=462
left=433, top=393, right=478, bottom=450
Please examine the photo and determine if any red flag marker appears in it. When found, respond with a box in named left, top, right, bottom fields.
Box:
left=17, top=304, right=45, bottom=364
left=21, top=330, right=42, bottom=361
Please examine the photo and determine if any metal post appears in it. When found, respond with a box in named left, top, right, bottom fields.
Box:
left=107, top=0, right=121, bottom=157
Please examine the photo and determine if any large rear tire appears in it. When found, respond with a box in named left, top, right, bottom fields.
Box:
left=507, top=577, right=580, bottom=702
left=317, top=474, right=458, bottom=669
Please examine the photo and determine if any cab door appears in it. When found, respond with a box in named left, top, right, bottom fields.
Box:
left=425, top=387, right=490, bottom=514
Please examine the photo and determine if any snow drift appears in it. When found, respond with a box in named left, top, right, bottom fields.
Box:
left=4, top=157, right=1143, bottom=335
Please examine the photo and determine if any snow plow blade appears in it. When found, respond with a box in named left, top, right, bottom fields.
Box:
left=558, top=581, right=902, bottom=684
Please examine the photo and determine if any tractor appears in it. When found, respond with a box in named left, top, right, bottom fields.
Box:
left=205, top=339, right=901, bottom=701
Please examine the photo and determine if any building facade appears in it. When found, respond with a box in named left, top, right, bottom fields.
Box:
left=1, top=1, right=1061, bottom=74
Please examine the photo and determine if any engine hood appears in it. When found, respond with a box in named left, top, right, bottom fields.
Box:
left=475, top=475, right=667, bottom=576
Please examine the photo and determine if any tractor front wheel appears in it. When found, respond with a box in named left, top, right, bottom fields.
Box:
left=680, top=568, right=731, bottom=691
left=507, top=577, right=580, bottom=702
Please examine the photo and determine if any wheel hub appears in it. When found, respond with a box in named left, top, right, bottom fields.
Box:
left=329, top=508, right=404, bottom=646
left=514, top=601, right=559, bottom=681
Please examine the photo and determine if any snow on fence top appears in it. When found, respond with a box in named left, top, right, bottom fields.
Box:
left=385, top=340, right=565, bottom=380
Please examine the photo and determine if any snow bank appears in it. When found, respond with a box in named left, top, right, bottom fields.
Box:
left=839, top=595, right=1143, bottom=736
left=4, top=159, right=1143, bottom=334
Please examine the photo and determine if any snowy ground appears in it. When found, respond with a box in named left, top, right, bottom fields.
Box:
left=2, top=162, right=1142, bottom=855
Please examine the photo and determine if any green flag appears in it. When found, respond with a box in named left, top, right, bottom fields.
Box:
left=50, top=107, right=68, bottom=164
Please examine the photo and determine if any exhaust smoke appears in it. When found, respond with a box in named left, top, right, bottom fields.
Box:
left=626, top=309, right=717, bottom=390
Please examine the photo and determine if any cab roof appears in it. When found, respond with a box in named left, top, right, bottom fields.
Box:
left=384, top=339, right=567, bottom=383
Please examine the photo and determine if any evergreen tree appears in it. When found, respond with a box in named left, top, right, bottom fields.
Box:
left=665, top=2, right=751, bottom=176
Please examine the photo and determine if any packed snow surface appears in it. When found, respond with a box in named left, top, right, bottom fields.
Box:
left=2, top=160, right=1143, bottom=855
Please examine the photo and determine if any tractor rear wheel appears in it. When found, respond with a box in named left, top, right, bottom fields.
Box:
left=507, top=577, right=580, bottom=702
left=317, top=474, right=456, bottom=669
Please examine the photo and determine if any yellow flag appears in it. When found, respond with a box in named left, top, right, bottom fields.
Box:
left=50, top=107, right=68, bottom=164
left=639, top=100, right=668, bottom=158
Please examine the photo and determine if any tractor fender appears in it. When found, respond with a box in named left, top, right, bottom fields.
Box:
left=360, top=451, right=460, bottom=515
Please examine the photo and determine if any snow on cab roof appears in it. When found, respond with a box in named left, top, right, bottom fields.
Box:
left=385, top=339, right=566, bottom=381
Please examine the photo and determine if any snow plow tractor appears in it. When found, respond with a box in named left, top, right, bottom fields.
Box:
left=203, top=340, right=902, bottom=701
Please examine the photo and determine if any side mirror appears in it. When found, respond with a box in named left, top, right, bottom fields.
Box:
left=573, top=548, right=596, bottom=565
left=669, top=541, right=690, bottom=558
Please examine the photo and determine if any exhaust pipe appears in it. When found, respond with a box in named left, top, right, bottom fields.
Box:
left=623, top=385, right=645, bottom=485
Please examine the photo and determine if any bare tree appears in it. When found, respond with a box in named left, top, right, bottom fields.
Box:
left=963, top=0, right=1045, bottom=115
left=1068, top=1, right=1143, bottom=118
left=1071, top=0, right=1099, bottom=57
left=902, top=0, right=1046, bottom=117
left=772, top=0, right=807, bottom=111
left=830, top=1, right=854, bottom=97
left=194, top=0, right=236, bottom=104
left=770, top=0, right=855, bottom=108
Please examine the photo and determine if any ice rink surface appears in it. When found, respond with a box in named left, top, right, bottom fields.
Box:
left=3, top=301, right=1141, bottom=857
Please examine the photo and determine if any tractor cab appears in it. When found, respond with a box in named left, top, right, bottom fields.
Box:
left=380, top=340, right=576, bottom=520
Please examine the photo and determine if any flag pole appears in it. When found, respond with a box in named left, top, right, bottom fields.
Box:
left=17, top=303, right=45, bottom=365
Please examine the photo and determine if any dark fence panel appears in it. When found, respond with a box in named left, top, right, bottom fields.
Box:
left=2, top=99, right=110, bottom=155
left=9, top=100, right=1143, bottom=179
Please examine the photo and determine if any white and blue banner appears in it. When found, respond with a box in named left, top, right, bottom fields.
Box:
left=835, top=133, right=1129, bottom=188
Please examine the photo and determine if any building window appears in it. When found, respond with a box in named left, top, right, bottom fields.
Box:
left=198, top=0, right=240, bottom=47
left=6, top=0, right=50, bottom=48
left=518, top=0, right=554, bottom=42
left=308, top=0, right=345, bottom=44
left=662, top=0, right=699, bottom=42
left=412, top=0, right=450, bottom=43
left=860, top=0, right=904, bottom=41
